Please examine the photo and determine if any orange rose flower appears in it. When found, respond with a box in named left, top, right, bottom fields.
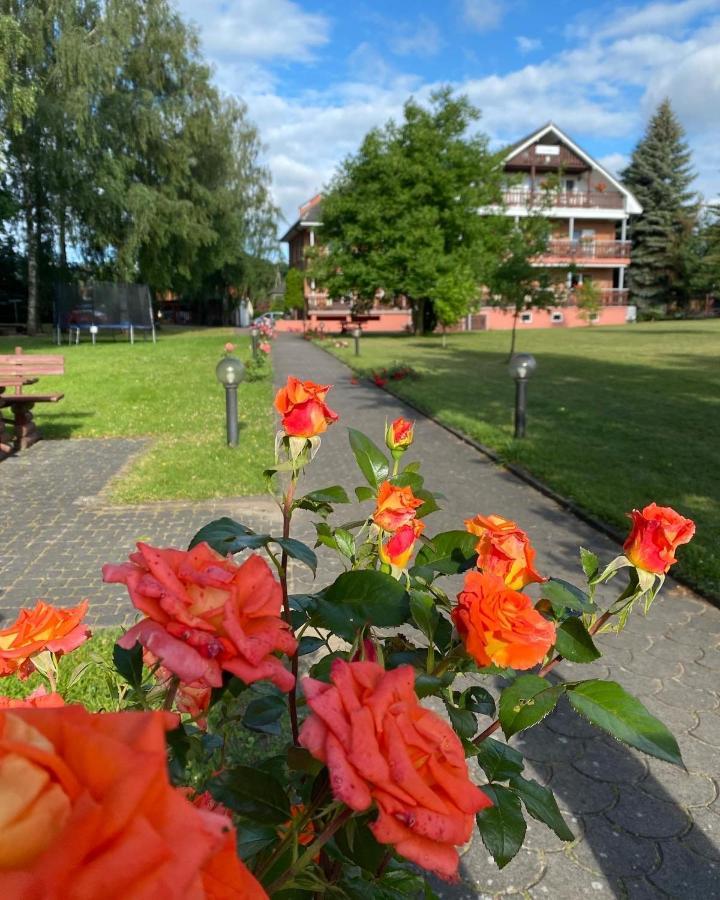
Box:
left=299, top=660, right=492, bottom=881
left=0, top=706, right=267, bottom=898
left=453, top=571, right=556, bottom=670
left=0, top=687, right=65, bottom=709
left=373, top=481, right=423, bottom=533
left=0, top=600, right=90, bottom=679
left=623, top=503, right=695, bottom=574
left=464, top=514, right=545, bottom=590
left=103, top=542, right=296, bottom=692
left=148, top=651, right=212, bottom=725
left=274, top=376, right=339, bottom=438
left=386, top=417, right=414, bottom=452
left=379, top=519, right=425, bottom=568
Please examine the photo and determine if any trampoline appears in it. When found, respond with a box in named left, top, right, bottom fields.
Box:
left=54, top=282, right=156, bottom=345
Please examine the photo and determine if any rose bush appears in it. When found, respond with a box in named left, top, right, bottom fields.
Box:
left=1, top=371, right=697, bottom=897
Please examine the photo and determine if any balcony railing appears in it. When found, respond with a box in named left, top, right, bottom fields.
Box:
left=503, top=189, right=624, bottom=210
left=568, top=289, right=629, bottom=307
left=542, top=239, right=632, bottom=260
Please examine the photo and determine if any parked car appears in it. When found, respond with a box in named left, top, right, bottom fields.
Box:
left=253, top=311, right=286, bottom=326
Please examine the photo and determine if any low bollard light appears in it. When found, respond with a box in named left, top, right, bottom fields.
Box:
left=250, top=326, right=259, bottom=359
left=351, top=326, right=362, bottom=356
left=215, top=355, right=245, bottom=447
left=508, top=353, right=537, bottom=439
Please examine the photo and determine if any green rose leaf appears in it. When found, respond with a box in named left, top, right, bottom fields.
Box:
left=242, top=694, right=287, bottom=735
left=476, top=737, right=524, bottom=782
left=415, top=671, right=454, bottom=698
left=455, top=685, right=496, bottom=717
left=274, top=537, right=318, bottom=575
left=313, top=570, right=410, bottom=642
left=540, top=577, right=596, bottom=617
left=208, top=766, right=290, bottom=824
left=299, top=485, right=349, bottom=504
left=509, top=775, right=574, bottom=842
left=445, top=701, right=478, bottom=739
left=235, top=823, right=278, bottom=861
left=499, top=675, right=564, bottom=738
left=409, top=590, right=439, bottom=639
left=477, top=783, right=527, bottom=868
left=567, top=680, right=683, bottom=767
left=554, top=618, right=602, bottom=663
left=355, top=485, right=376, bottom=502
left=188, top=517, right=269, bottom=553
left=580, top=547, right=600, bottom=580
left=348, top=428, right=390, bottom=488
left=113, top=641, right=144, bottom=688
left=298, top=636, right=325, bottom=656
left=412, top=530, right=478, bottom=577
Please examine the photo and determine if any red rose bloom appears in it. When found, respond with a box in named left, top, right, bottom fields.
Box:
left=453, top=571, right=556, bottom=670
left=299, top=660, right=491, bottom=881
left=103, top=542, right=296, bottom=692
left=379, top=520, right=424, bottom=568
left=386, top=417, right=414, bottom=452
left=623, top=503, right=695, bottom=574
left=465, top=514, right=545, bottom=590
left=274, top=376, right=338, bottom=438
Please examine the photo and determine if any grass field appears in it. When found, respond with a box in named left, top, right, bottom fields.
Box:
left=323, top=320, right=720, bottom=600
left=0, top=327, right=274, bottom=502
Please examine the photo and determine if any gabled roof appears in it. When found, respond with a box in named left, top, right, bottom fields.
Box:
left=280, top=194, right=324, bottom=243
left=501, top=123, right=642, bottom=214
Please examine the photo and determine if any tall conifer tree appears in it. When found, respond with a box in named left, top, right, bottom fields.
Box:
left=622, top=99, right=697, bottom=307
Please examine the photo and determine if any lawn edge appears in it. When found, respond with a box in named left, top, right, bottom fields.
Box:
left=313, top=338, right=717, bottom=610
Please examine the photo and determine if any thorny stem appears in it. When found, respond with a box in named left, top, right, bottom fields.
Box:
left=281, top=474, right=300, bottom=745
left=266, top=808, right=354, bottom=895
left=473, top=609, right=613, bottom=747
left=163, top=677, right=180, bottom=711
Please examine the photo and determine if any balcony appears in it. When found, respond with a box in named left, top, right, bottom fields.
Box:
left=540, top=239, right=632, bottom=262
left=568, top=289, right=629, bottom=307
left=503, top=189, right=625, bottom=210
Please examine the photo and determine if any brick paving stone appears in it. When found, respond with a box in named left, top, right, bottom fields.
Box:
left=570, top=815, right=661, bottom=877
left=2, top=332, right=719, bottom=897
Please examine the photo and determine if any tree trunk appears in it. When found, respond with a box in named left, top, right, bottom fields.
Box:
left=506, top=308, right=519, bottom=362
left=442, top=325, right=447, bottom=347
left=59, top=206, right=68, bottom=273
left=412, top=298, right=425, bottom=335
left=25, top=187, right=39, bottom=336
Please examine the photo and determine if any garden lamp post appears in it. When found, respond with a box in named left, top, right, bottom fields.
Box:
left=508, top=353, right=537, bottom=439
left=215, top=356, right=245, bottom=447
left=250, top=326, right=259, bottom=359
left=351, top=326, right=362, bottom=356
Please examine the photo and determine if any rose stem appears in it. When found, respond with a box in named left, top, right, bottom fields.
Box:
left=473, top=610, right=612, bottom=746
left=266, top=808, right=353, bottom=895
left=281, top=473, right=300, bottom=745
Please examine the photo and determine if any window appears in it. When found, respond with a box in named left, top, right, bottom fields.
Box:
left=565, top=179, right=575, bottom=193
left=551, top=311, right=564, bottom=323
left=590, top=312, right=600, bottom=322
left=520, top=312, right=533, bottom=324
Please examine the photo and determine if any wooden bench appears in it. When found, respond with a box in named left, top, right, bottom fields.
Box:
left=0, top=347, right=65, bottom=460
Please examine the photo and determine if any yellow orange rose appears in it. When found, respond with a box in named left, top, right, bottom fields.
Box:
left=373, top=481, right=423, bottom=533
left=464, top=514, right=545, bottom=590
left=274, top=376, right=339, bottom=438
left=0, top=600, right=90, bottom=679
left=0, top=706, right=267, bottom=898
left=379, top=519, right=424, bottom=568
left=623, top=503, right=695, bottom=574
left=453, top=571, right=556, bottom=670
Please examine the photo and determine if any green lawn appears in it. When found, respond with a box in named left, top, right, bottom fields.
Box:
left=0, top=327, right=274, bottom=502
left=323, top=321, right=720, bottom=600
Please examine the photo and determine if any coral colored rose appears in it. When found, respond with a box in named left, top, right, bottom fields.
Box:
left=299, top=660, right=491, bottom=881
left=148, top=651, right=212, bottom=725
left=0, top=600, right=90, bottom=679
left=379, top=519, right=425, bottom=568
left=0, top=706, right=267, bottom=898
left=274, top=376, right=339, bottom=438
left=259, top=341, right=271, bottom=354
left=453, top=571, right=556, bottom=670
left=623, top=503, right=695, bottom=574
left=464, top=514, right=545, bottom=590
left=103, top=543, right=296, bottom=692
left=386, top=417, right=414, bottom=452
left=0, top=687, right=65, bottom=709
left=373, top=481, right=423, bottom=533
left=224, top=342, right=235, bottom=353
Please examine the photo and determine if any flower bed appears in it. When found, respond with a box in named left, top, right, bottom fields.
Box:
left=0, top=374, right=695, bottom=897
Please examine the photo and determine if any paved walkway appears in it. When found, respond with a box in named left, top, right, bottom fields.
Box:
left=0, top=332, right=718, bottom=898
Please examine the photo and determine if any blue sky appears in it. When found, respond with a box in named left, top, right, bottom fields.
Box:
left=175, top=0, right=720, bottom=231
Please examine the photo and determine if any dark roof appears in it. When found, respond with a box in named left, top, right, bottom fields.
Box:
left=280, top=197, right=324, bottom=243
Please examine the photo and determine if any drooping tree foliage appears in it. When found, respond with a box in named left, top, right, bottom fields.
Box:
left=0, top=0, right=278, bottom=332
left=622, top=99, right=698, bottom=308
left=310, top=89, right=507, bottom=334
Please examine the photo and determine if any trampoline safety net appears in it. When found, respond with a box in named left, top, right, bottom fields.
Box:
left=54, top=282, right=156, bottom=343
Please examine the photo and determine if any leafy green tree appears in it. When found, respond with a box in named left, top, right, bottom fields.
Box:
left=311, top=89, right=505, bottom=334
left=433, top=267, right=477, bottom=346
left=622, top=99, right=698, bottom=308
left=484, top=215, right=562, bottom=358
left=284, top=267, right=305, bottom=317
left=575, top=280, right=602, bottom=325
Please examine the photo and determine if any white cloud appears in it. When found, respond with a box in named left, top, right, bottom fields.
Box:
left=174, top=0, right=330, bottom=62
left=390, top=17, right=442, bottom=57
left=516, top=36, right=542, bottom=54
left=598, top=152, right=630, bottom=176
left=594, top=0, right=718, bottom=39
left=462, top=0, right=504, bottom=32
left=643, top=42, right=720, bottom=131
